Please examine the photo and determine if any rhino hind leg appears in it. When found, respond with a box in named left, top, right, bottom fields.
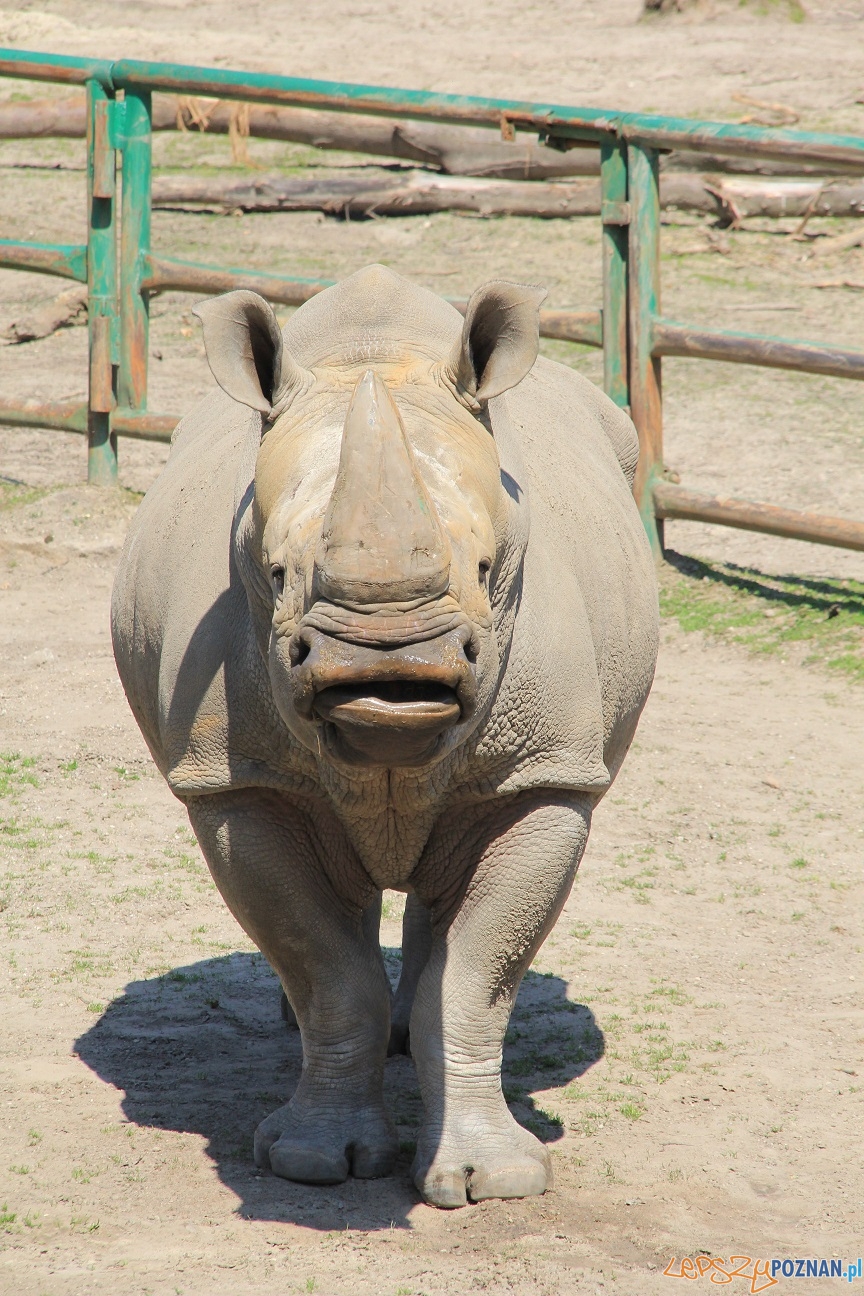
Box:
left=186, top=789, right=397, bottom=1185
left=410, top=791, right=592, bottom=1208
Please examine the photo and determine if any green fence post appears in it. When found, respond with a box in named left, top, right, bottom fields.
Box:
left=600, top=139, right=629, bottom=410
left=119, top=88, right=152, bottom=415
left=86, top=77, right=118, bottom=486
left=627, top=141, right=663, bottom=557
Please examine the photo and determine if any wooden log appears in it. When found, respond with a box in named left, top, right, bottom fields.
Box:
left=1, top=283, right=87, bottom=344
left=0, top=94, right=600, bottom=179
left=0, top=96, right=87, bottom=137
left=712, top=177, right=864, bottom=219
left=148, top=169, right=864, bottom=221
left=151, top=170, right=605, bottom=217
left=5, top=96, right=862, bottom=181
left=663, top=150, right=862, bottom=178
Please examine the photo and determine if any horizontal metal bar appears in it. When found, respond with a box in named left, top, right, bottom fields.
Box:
left=2, top=49, right=863, bottom=165
left=538, top=309, right=602, bottom=347
left=619, top=120, right=864, bottom=172
left=112, top=409, right=177, bottom=442
left=143, top=254, right=333, bottom=306
left=0, top=49, right=114, bottom=87
left=0, top=399, right=177, bottom=442
left=109, top=58, right=613, bottom=136
left=652, top=318, right=864, bottom=382
left=0, top=239, right=87, bottom=282
left=0, top=398, right=88, bottom=434
left=654, top=481, right=864, bottom=553
left=145, top=254, right=603, bottom=346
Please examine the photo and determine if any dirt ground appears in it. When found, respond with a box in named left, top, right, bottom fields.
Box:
left=1, top=3, right=864, bottom=1294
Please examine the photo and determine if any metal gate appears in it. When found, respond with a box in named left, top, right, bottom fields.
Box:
left=1, top=48, right=863, bottom=555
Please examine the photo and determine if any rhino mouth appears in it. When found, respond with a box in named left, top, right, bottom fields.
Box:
left=313, top=680, right=462, bottom=729
left=312, top=678, right=462, bottom=766
left=286, top=623, right=477, bottom=766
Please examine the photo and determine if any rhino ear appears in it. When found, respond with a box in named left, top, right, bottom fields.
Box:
left=192, top=290, right=309, bottom=416
left=449, top=280, right=547, bottom=404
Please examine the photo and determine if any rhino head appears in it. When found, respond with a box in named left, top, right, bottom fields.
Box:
left=194, top=266, right=545, bottom=769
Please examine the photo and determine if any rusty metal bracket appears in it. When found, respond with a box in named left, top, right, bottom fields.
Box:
left=91, top=98, right=115, bottom=198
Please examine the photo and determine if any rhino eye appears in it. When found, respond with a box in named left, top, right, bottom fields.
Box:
left=271, top=567, right=285, bottom=599
left=478, top=560, right=491, bottom=586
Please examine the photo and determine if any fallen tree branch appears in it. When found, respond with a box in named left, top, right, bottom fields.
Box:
left=150, top=169, right=864, bottom=220
left=3, top=95, right=863, bottom=180
left=810, top=228, right=864, bottom=256
left=813, top=280, right=864, bottom=291
left=152, top=170, right=604, bottom=217
left=0, top=94, right=600, bottom=180
left=1, top=284, right=87, bottom=344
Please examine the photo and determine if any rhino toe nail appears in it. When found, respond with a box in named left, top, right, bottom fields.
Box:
left=269, top=1140, right=350, bottom=1185
left=467, top=1159, right=548, bottom=1202
left=417, top=1168, right=469, bottom=1209
left=351, top=1141, right=397, bottom=1179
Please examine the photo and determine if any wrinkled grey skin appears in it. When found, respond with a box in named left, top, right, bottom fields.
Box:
left=112, top=265, right=658, bottom=1209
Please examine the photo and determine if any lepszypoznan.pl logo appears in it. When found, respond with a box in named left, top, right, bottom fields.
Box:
left=664, top=1256, right=863, bottom=1291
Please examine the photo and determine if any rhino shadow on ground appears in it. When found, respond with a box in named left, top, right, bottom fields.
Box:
left=74, top=952, right=604, bottom=1229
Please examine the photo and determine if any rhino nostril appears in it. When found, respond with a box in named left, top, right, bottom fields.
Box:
left=290, top=636, right=311, bottom=667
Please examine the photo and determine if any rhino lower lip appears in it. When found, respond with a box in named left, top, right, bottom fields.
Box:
left=312, top=681, right=462, bottom=731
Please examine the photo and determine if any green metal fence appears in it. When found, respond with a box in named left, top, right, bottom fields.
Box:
left=2, top=48, right=864, bottom=556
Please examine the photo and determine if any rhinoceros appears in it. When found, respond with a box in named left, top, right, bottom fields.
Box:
left=111, top=264, right=658, bottom=1208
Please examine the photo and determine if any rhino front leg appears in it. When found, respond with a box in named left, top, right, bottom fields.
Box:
left=281, top=895, right=383, bottom=1032
left=186, top=789, right=397, bottom=1184
left=410, top=790, right=592, bottom=1208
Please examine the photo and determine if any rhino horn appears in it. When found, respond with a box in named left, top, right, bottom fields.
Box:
left=315, top=370, right=452, bottom=605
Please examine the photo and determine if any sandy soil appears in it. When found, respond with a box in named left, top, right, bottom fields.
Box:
left=1, top=2, right=863, bottom=1294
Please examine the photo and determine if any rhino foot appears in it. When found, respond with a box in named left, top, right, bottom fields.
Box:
left=254, top=1102, right=398, bottom=1184
left=413, top=1119, right=552, bottom=1208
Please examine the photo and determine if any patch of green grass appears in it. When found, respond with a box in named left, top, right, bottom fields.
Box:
left=620, top=1101, right=645, bottom=1121
left=508, top=1052, right=560, bottom=1076
left=740, top=0, right=805, bottom=19
left=649, top=983, right=692, bottom=1007
left=660, top=555, right=864, bottom=682
left=0, top=1203, right=16, bottom=1230
left=0, top=753, right=40, bottom=797
left=380, top=891, right=406, bottom=922
left=0, top=481, right=48, bottom=512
